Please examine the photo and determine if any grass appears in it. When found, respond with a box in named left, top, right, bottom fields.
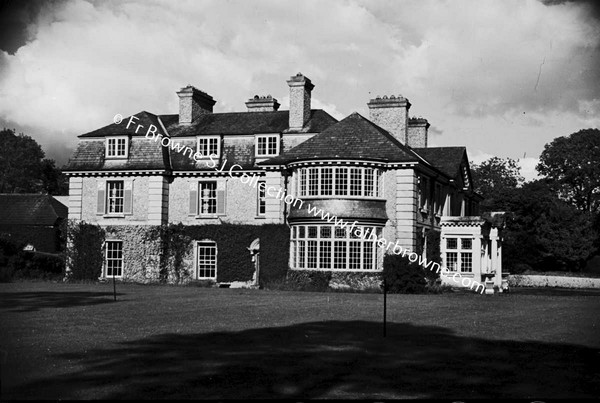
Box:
left=0, top=282, right=599, bottom=399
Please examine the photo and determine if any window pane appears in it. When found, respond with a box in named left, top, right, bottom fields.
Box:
left=335, top=167, right=347, bottom=195
left=335, top=227, right=346, bottom=238
left=197, top=241, right=217, bottom=279
left=106, top=241, right=123, bottom=277
left=199, top=182, right=217, bottom=214
left=461, top=252, right=472, bottom=272
left=107, top=181, right=124, bottom=213
left=350, top=168, right=362, bottom=196
left=298, top=241, right=306, bottom=268
left=446, top=238, right=457, bottom=249
left=299, top=169, right=306, bottom=197
left=447, top=252, right=458, bottom=271
left=307, top=240, right=317, bottom=269
left=257, top=181, right=266, bottom=215
left=321, top=168, right=333, bottom=195
left=461, top=238, right=472, bottom=250
left=349, top=241, right=361, bottom=269
left=320, top=226, right=331, bottom=238
left=364, top=242, right=373, bottom=270
left=307, top=226, right=317, bottom=238
left=319, top=241, right=331, bottom=269
left=298, top=226, right=305, bottom=239
left=308, top=168, right=319, bottom=196
left=334, top=241, right=346, bottom=269
left=365, top=169, right=374, bottom=197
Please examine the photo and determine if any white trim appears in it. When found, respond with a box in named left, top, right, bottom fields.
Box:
left=255, top=134, right=280, bottom=157
left=104, top=239, right=124, bottom=278
left=196, top=135, right=221, bottom=159
left=195, top=239, right=217, bottom=280
left=105, top=136, right=129, bottom=159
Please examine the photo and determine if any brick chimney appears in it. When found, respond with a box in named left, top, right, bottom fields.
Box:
left=287, top=72, right=314, bottom=131
left=407, top=117, right=430, bottom=148
left=367, top=95, right=411, bottom=144
left=176, top=85, right=216, bottom=125
left=245, top=95, right=280, bottom=112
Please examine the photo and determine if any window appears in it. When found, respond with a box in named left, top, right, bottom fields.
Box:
left=197, top=136, right=220, bottom=158
left=296, top=167, right=382, bottom=198
left=199, top=181, right=217, bottom=214
left=419, top=175, right=430, bottom=210
left=105, top=241, right=123, bottom=277
left=434, top=183, right=444, bottom=216
left=445, top=237, right=473, bottom=272
left=257, top=181, right=266, bottom=216
left=256, top=135, right=279, bottom=156
left=197, top=241, right=217, bottom=279
left=106, top=137, right=128, bottom=158
left=107, top=181, right=124, bottom=214
left=291, top=224, right=382, bottom=271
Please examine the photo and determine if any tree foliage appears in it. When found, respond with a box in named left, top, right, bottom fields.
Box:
left=502, top=180, right=597, bottom=272
left=537, top=128, right=600, bottom=213
left=471, top=157, right=524, bottom=212
left=0, top=128, right=67, bottom=194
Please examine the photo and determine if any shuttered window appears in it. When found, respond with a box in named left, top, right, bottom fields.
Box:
left=189, top=180, right=226, bottom=216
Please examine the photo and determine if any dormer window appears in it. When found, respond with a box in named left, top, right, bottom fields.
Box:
left=256, top=134, right=279, bottom=157
left=106, top=137, right=128, bottom=158
left=197, top=136, right=220, bottom=159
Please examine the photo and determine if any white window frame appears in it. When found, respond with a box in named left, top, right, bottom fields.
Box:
left=105, top=240, right=123, bottom=278
left=290, top=224, right=382, bottom=271
left=196, top=240, right=217, bottom=280
left=106, top=180, right=124, bottom=214
left=255, top=134, right=280, bottom=157
left=196, top=136, right=220, bottom=159
left=257, top=180, right=266, bottom=216
left=444, top=236, right=473, bottom=272
left=105, top=136, right=128, bottom=158
left=198, top=181, right=218, bottom=215
left=295, top=167, right=383, bottom=199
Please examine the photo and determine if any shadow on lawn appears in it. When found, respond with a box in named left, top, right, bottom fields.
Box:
left=7, top=320, right=600, bottom=399
left=0, top=291, right=120, bottom=312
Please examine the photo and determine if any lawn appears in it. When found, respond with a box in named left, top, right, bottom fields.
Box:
left=0, top=282, right=599, bottom=399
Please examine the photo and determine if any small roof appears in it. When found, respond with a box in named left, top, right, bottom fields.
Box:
left=260, top=112, right=422, bottom=165
left=0, top=194, right=67, bottom=226
left=413, top=147, right=467, bottom=178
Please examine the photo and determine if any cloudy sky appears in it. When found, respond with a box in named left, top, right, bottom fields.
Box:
left=1, top=0, right=599, bottom=181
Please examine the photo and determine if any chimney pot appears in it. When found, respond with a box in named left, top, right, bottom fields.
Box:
left=176, top=86, right=215, bottom=124
left=246, top=94, right=280, bottom=112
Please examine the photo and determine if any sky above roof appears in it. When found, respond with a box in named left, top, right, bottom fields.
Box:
left=0, top=0, right=598, bottom=181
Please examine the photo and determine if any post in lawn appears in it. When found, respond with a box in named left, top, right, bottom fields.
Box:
left=113, top=270, right=117, bottom=302
left=383, top=277, right=387, bottom=337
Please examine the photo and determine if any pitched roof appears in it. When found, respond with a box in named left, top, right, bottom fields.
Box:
left=413, top=147, right=467, bottom=178
left=0, top=194, right=67, bottom=226
left=160, top=109, right=337, bottom=137
left=79, top=111, right=163, bottom=138
left=260, top=112, right=422, bottom=165
left=65, top=111, right=171, bottom=171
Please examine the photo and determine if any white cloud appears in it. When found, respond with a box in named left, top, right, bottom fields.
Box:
left=0, top=0, right=598, bottom=166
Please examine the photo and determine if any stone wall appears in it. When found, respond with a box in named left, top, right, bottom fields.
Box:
left=509, top=275, right=600, bottom=289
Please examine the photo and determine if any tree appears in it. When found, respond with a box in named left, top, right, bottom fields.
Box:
left=502, top=180, right=597, bottom=272
left=537, top=128, right=600, bottom=213
left=471, top=157, right=525, bottom=212
left=0, top=128, right=67, bottom=194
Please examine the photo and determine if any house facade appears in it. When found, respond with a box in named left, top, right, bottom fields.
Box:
left=65, top=72, right=503, bottom=291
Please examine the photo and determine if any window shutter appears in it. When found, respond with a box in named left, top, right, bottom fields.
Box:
left=216, top=179, right=226, bottom=215
left=97, top=181, right=106, bottom=215
left=124, top=180, right=133, bottom=215
left=189, top=181, right=198, bottom=216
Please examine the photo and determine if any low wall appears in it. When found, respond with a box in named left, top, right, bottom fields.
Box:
left=509, top=275, right=600, bottom=289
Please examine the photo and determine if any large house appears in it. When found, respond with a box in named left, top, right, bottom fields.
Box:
left=65, top=73, right=504, bottom=291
